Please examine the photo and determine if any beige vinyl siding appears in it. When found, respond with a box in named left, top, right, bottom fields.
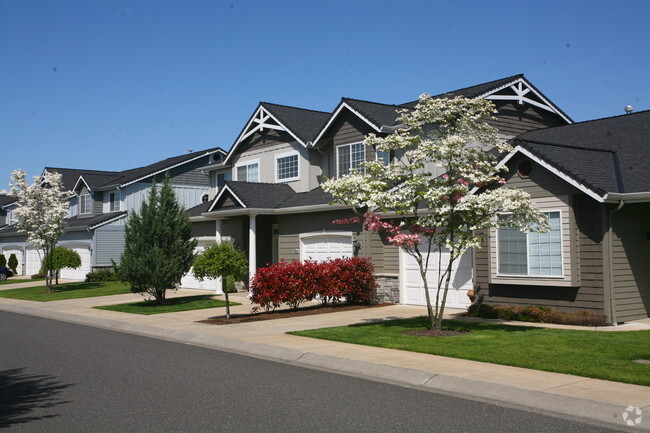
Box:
left=611, top=203, right=650, bottom=322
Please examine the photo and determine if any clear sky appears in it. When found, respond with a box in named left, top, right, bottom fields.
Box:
left=1, top=0, right=648, bottom=188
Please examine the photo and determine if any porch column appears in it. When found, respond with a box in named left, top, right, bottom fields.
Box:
left=214, top=218, right=223, bottom=294
left=249, top=214, right=257, bottom=287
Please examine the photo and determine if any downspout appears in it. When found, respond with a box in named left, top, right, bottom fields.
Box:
left=607, top=200, right=624, bottom=325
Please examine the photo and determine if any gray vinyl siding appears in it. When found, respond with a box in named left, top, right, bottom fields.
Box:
left=93, top=226, right=126, bottom=266
left=611, top=203, right=650, bottom=322
left=77, top=187, right=99, bottom=218
left=165, top=156, right=212, bottom=186
left=473, top=158, right=608, bottom=316
left=487, top=101, right=569, bottom=139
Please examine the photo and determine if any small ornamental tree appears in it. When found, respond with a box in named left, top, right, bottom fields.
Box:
left=8, top=254, right=18, bottom=274
left=324, top=95, right=548, bottom=330
left=42, top=247, right=81, bottom=285
left=115, top=174, right=197, bottom=305
left=192, top=242, right=248, bottom=319
left=9, top=170, right=69, bottom=292
left=0, top=254, right=6, bottom=267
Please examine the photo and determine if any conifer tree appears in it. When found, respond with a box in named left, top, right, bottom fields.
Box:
left=8, top=254, right=18, bottom=274
left=115, top=173, right=197, bottom=304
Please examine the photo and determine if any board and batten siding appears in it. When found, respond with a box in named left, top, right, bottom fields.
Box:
left=610, top=202, right=650, bottom=322
left=93, top=217, right=127, bottom=266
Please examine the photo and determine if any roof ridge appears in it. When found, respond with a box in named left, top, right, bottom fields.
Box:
left=341, top=97, right=403, bottom=108
left=516, top=138, right=618, bottom=153
left=261, top=101, right=331, bottom=115
left=518, top=108, right=650, bottom=137
left=45, top=167, right=121, bottom=174
left=400, top=73, right=524, bottom=106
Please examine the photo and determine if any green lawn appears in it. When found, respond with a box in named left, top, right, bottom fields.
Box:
left=94, top=295, right=239, bottom=315
left=0, top=281, right=131, bottom=301
left=0, top=278, right=46, bottom=285
left=289, top=317, right=650, bottom=386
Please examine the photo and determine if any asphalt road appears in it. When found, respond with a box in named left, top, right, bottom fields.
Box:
left=0, top=311, right=623, bottom=433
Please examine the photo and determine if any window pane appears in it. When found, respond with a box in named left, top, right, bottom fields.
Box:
left=498, top=219, right=528, bottom=275
left=529, top=211, right=562, bottom=276
left=338, top=145, right=350, bottom=177
left=277, top=154, right=298, bottom=180
left=248, top=163, right=258, bottom=182
left=376, top=150, right=390, bottom=165
left=351, top=142, right=365, bottom=171
left=237, top=166, right=247, bottom=181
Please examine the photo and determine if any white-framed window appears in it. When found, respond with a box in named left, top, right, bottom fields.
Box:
left=497, top=211, right=563, bottom=277
left=376, top=149, right=390, bottom=165
left=337, top=142, right=365, bottom=177
left=275, top=151, right=299, bottom=182
left=216, top=171, right=232, bottom=188
left=109, top=191, right=121, bottom=212
left=235, top=160, right=259, bottom=182
left=80, top=193, right=92, bottom=214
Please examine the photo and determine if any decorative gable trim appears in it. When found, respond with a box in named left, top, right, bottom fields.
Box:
left=208, top=185, right=246, bottom=212
left=312, top=101, right=382, bottom=147
left=498, top=145, right=605, bottom=203
left=482, top=77, right=572, bottom=124
left=119, top=148, right=225, bottom=188
left=224, top=105, right=306, bottom=165
left=73, top=175, right=92, bottom=194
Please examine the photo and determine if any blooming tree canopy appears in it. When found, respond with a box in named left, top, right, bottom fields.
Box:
left=9, top=169, right=70, bottom=291
left=323, top=95, right=548, bottom=330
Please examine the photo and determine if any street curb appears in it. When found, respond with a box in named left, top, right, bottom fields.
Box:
left=0, top=302, right=647, bottom=432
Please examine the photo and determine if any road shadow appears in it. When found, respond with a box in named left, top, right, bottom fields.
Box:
left=0, top=368, right=72, bottom=429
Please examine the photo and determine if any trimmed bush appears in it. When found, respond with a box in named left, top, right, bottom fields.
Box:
left=85, top=269, right=119, bottom=282
left=467, top=303, right=608, bottom=326
left=8, top=254, right=18, bottom=274
left=0, top=254, right=6, bottom=267
left=31, top=273, right=45, bottom=279
left=250, top=257, right=376, bottom=311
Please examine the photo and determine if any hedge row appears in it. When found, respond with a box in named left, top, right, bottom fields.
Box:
left=250, top=257, right=376, bottom=311
left=467, top=303, right=608, bottom=326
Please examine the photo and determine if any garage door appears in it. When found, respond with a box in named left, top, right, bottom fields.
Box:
left=301, top=235, right=353, bottom=262
left=2, top=248, right=23, bottom=275
left=181, top=244, right=221, bottom=293
left=60, top=246, right=92, bottom=280
left=401, top=240, right=473, bottom=308
left=25, top=248, right=44, bottom=276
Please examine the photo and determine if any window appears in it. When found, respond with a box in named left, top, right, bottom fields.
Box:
left=109, top=191, right=121, bottom=212
left=498, top=211, right=562, bottom=277
left=236, top=162, right=259, bottom=182
left=217, top=171, right=232, bottom=188
left=337, top=142, right=365, bottom=177
left=276, top=152, right=299, bottom=182
left=201, top=194, right=209, bottom=203
left=80, top=194, right=92, bottom=214
left=376, top=149, right=390, bottom=165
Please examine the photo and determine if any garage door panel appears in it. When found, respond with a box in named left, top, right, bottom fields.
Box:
left=60, top=246, right=91, bottom=280
left=301, top=235, right=352, bottom=262
left=181, top=243, right=222, bottom=293
left=401, top=239, right=472, bottom=308
left=2, top=249, right=23, bottom=275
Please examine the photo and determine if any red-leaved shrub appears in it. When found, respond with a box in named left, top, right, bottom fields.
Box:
left=250, top=257, right=376, bottom=311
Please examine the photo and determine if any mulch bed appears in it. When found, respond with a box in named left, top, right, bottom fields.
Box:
left=198, top=302, right=392, bottom=325
left=403, top=329, right=468, bottom=337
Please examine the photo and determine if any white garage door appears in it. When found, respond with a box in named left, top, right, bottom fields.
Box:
left=181, top=244, right=221, bottom=293
left=60, top=246, right=92, bottom=280
left=401, top=240, right=473, bottom=308
left=2, top=249, right=23, bottom=275
left=301, top=235, right=353, bottom=262
left=25, top=248, right=44, bottom=276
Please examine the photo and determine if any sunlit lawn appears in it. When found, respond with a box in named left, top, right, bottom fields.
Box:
left=94, top=295, right=239, bottom=315
left=0, top=281, right=130, bottom=301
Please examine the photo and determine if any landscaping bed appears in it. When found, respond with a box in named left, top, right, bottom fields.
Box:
left=199, top=302, right=391, bottom=325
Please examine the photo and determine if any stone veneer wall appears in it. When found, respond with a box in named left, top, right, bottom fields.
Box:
left=375, top=275, right=400, bottom=303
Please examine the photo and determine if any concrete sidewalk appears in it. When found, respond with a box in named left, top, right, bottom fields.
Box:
left=0, top=289, right=648, bottom=431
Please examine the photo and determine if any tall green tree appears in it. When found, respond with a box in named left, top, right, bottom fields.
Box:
left=115, top=173, right=197, bottom=305
left=8, top=254, right=18, bottom=274
left=192, top=242, right=247, bottom=319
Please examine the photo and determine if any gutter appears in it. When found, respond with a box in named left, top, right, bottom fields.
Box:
left=197, top=203, right=354, bottom=219
left=606, top=200, right=625, bottom=325
left=604, top=192, right=650, bottom=203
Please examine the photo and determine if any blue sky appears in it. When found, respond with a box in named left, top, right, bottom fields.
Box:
left=1, top=0, right=649, bottom=188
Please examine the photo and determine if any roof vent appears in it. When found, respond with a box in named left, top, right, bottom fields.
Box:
left=625, top=105, right=634, bottom=114
left=188, top=147, right=193, bottom=153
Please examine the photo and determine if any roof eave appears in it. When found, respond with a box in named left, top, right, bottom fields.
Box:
left=201, top=203, right=353, bottom=218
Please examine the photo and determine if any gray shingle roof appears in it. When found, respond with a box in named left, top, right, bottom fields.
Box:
left=341, top=98, right=404, bottom=128
left=0, top=211, right=128, bottom=237
left=0, top=195, right=17, bottom=208
left=45, top=167, right=120, bottom=191
left=514, top=110, right=650, bottom=195
left=261, top=103, right=330, bottom=145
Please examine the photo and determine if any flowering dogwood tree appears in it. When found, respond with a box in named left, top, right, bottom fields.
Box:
left=323, top=95, right=548, bottom=330
left=9, top=169, right=69, bottom=292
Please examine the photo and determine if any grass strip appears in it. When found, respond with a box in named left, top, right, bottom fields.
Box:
left=0, top=281, right=130, bottom=301
left=94, top=295, right=239, bottom=315
left=289, top=317, right=650, bottom=386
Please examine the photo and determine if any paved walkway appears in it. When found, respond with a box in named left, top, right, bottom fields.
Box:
left=0, top=286, right=648, bottom=431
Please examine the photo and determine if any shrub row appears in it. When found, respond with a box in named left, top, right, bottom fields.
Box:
left=85, top=269, right=119, bottom=282
left=250, top=257, right=376, bottom=311
left=467, top=303, right=608, bottom=326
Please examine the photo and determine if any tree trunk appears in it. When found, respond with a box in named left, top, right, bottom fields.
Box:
left=224, top=291, right=231, bottom=319
left=434, top=256, right=455, bottom=330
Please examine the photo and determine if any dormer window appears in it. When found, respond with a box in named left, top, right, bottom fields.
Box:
left=275, top=152, right=299, bottom=182
left=109, top=191, right=121, bottom=212
left=376, top=149, right=391, bottom=165
left=80, top=194, right=92, bottom=214
left=337, top=142, right=365, bottom=177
